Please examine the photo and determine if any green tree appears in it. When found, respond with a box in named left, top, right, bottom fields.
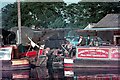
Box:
left=2, top=3, right=18, bottom=29
left=1, top=2, right=120, bottom=29
left=63, top=2, right=120, bottom=28
left=2, top=2, right=66, bottom=29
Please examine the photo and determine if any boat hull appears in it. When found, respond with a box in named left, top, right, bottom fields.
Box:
left=0, top=59, right=30, bottom=70
left=63, top=46, right=119, bottom=68
left=64, top=58, right=120, bottom=68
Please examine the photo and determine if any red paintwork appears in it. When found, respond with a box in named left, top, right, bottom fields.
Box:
left=77, top=48, right=109, bottom=58
left=20, top=51, right=37, bottom=58
left=111, top=48, right=120, bottom=59
left=64, top=63, right=73, bottom=67
left=20, top=49, right=44, bottom=58
left=38, top=49, right=43, bottom=55
left=76, top=46, right=120, bottom=60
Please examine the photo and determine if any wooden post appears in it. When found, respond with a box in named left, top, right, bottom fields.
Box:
left=17, top=0, right=22, bottom=44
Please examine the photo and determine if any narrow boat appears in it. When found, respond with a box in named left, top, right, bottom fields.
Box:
left=16, top=38, right=120, bottom=68
left=64, top=46, right=120, bottom=68
left=0, top=46, right=30, bottom=70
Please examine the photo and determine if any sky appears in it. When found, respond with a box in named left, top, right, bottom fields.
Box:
left=0, top=0, right=16, bottom=9
left=63, top=0, right=80, bottom=3
left=0, top=0, right=80, bottom=9
left=0, top=0, right=120, bottom=9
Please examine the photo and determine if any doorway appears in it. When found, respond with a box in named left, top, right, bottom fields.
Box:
left=114, top=35, right=120, bottom=45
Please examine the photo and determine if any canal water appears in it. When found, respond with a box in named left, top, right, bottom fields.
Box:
left=0, top=67, right=119, bottom=80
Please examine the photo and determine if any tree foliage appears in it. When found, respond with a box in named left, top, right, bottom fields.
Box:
left=2, top=3, right=18, bottom=29
left=1, top=2, right=120, bottom=29
left=63, top=2, right=120, bottom=28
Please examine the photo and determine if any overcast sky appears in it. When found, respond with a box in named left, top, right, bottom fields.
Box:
left=1, top=0, right=119, bottom=9
left=0, top=0, right=16, bottom=9
left=0, top=0, right=81, bottom=9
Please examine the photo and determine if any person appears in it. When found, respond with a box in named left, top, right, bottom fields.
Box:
left=77, top=35, right=86, bottom=46
left=89, top=39, right=94, bottom=46
left=46, top=50, right=54, bottom=79
left=86, top=35, right=91, bottom=45
left=62, top=41, right=72, bottom=57
left=93, top=35, right=99, bottom=46
left=89, top=35, right=99, bottom=46
left=38, top=45, right=45, bottom=55
left=44, top=47, right=50, bottom=55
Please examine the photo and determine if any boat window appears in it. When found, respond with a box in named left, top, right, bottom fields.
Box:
left=1, top=49, right=10, bottom=52
left=0, top=47, right=12, bottom=60
left=72, top=37, right=79, bottom=41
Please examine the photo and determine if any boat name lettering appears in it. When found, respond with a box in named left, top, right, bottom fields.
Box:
left=78, top=49, right=108, bottom=54
left=80, top=54, right=107, bottom=57
left=112, top=49, right=119, bottom=54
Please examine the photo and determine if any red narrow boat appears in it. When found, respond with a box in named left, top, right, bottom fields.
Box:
left=64, top=46, right=120, bottom=68
left=0, top=46, right=30, bottom=70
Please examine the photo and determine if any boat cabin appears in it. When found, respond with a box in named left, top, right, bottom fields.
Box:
left=0, top=45, right=30, bottom=70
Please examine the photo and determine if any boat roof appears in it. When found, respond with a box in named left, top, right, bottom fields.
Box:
left=83, top=27, right=120, bottom=31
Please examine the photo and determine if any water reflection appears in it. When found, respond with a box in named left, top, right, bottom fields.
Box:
left=0, top=70, right=30, bottom=79
left=0, top=67, right=119, bottom=79
left=64, top=67, right=120, bottom=80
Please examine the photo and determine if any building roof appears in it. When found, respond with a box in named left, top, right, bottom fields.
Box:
left=94, top=14, right=120, bottom=28
left=84, top=27, right=120, bottom=31
left=84, top=23, right=96, bottom=29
